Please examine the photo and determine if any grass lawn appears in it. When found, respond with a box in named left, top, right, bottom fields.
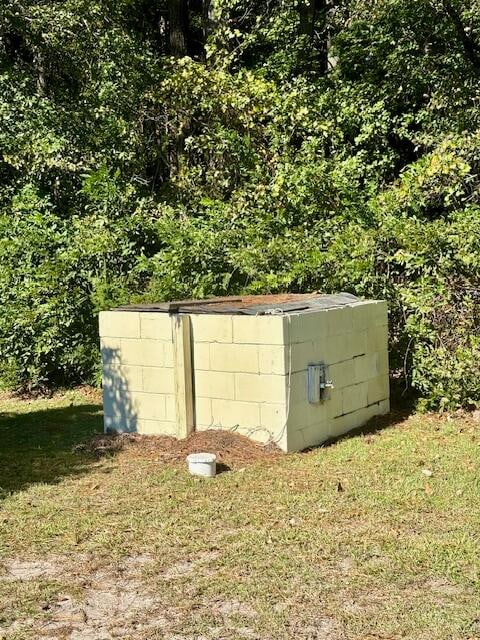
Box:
left=0, top=390, right=479, bottom=639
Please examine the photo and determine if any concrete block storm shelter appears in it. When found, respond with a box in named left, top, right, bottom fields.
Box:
left=99, top=293, right=390, bottom=452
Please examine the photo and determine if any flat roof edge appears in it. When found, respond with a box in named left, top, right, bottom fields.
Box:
left=110, top=292, right=381, bottom=316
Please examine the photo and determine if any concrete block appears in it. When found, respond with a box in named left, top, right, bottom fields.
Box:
left=239, top=426, right=273, bottom=445
left=233, top=315, right=285, bottom=345
left=349, top=331, right=368, bottom=358
left=330, top=406, right=375, bottom=439
left=372, top=300, right=388, bottom=326
left=289, top=371, right=308, bottom=406
left=193, top=342, right=210, bottom=370
left=104, top=413, right=138, bottom=433
left=352, top=300, right=387, bottom=329
left=356, top=404, right=378, bottom=428
left=322, top=333, right=365, bottom=364
left=326, top=306, right=353, bottom=336
left=140, top=313, right=173, bottom=340
left=342, top=382, right=368, bottom=415
left=121, top=339, right=166, bottom=367
left=99, top=311, right=140, bottom=338
left=288, top=400, right=329, bottom=431
left=289, top=335, right=365, bottom=373
left=350, top=332, right=368, bottom=359
left=260, top=403, right=287, bottom=430
left=210, top=343, right=259, bottom=373
left=275, top=428, right=288, bottom=452
left=288, top=312, right=328, bottom=344
left=367, top=375, right=390, bottom=405
left=328, top=387, right=343, bottom=419
left=103, top=364, right=143, bottom=393
left=358, top=400, right=389, bottom=427
left=258, top=345, right=287, bottom=375
left=100, top=338, right=122, bottom=365
left=190, top=314, right=232, bottom=343
left=351, top=302, right=374, bottom=331
left=102, top=384, right=115, bottom=410
left=378, top=398, right=390, bottom=414
left=329, top=398, right=389, bottom=440
left=137, top=419, right=179, bottom=436
left=290, top=341, right=317, bottom=373
left=235, top=373, right=286, bottom=403
left=195, top=370, right=235, bottom=400
left=211, top=399, right=261, bottom=429
left=377, top=349, right=389, bottom=375
left=165, top=394, right=177, bottom=421
left=103, top=385, right=138, bottom=419
left=142, top=367, right=175, bottom=394
left=104, top=392, right=174, bottom=432
left=354, top=353, right=379, bottom=383
left=366, top=324, right=388, bottom=353
left=329, top=360, right=355, bottom=389
left=329, top=411, right=358, bottom=439
left=289, top=370, right=337, bottom=411
left=301, top=422, right=330, bottom=449
left=285, top=427, right=305, bottom=452
left=195, top=397, right=212, bottom=426
left=164, top=343, right=174, bottom=367
left=130, top=392, right=166, bottom=420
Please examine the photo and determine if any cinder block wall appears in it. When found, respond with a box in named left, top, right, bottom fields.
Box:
left=100, top=311, right=178, bottom=435
left=285, top=301, right=389, bottom=451
left=99, top=298, right=389, bottom=451
left=190, top=314, right=289, bottom=449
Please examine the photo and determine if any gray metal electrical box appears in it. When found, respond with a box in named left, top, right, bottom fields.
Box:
left=307, top=363, right=334, bottom=403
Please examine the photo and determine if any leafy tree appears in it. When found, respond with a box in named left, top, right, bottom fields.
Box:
left=0, top=0, right=478, bottom=408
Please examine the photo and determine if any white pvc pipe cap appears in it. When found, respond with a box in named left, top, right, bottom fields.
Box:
left=186, top=452, right=217, bottom=477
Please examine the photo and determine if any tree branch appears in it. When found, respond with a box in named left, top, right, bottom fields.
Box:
left=441, top=0, right=480, bottom=69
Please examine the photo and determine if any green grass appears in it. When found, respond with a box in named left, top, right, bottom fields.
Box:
left=0, top=391, right=479, bottom=639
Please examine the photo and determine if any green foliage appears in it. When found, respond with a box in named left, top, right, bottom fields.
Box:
left=0, top=0, right=479, bottom=408
left=413, top=339, right=480, bottom=412
left=0, top=185, right=97, bottom=389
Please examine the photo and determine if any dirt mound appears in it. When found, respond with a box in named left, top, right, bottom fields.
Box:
left=77, top=429, right=282, bottom=469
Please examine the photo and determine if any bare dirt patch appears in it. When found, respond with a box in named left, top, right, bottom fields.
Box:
left=160, top=550, right=220, bottom=581
left=214, top=600, right=257, bottom=619
left=0, top=559, right=61, bottom=582
left=419, top=578, right=464, bottom=597
left=0, top=551, right=263, bottom=640
left=287, top=616, right=345, bottom=640
left=1, top=554, right=170, bottom=640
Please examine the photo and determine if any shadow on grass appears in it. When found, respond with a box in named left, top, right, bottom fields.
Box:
left=0, top=349, right=142, bottom=498
left=0, top=402, right=105, bottom=498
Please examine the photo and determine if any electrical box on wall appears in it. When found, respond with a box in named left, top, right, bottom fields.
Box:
left=307, top=363, right=334, bottom=404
